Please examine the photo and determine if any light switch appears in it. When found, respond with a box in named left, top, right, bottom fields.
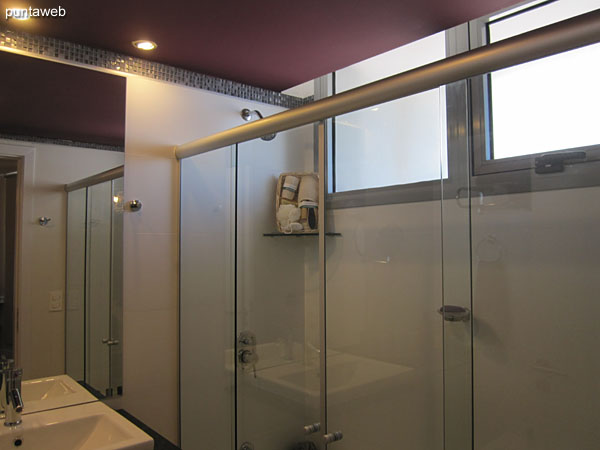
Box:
left=49, top=290, right=63, bottom=312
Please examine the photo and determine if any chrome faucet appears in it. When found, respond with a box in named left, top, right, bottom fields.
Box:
left=0, top=359, right=23, bottom=426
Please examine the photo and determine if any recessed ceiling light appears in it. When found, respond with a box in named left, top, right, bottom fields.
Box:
left=132, top=40, right=157, bottom=51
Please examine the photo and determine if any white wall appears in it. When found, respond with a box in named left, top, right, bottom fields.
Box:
left=0, top=140, right=123, bottom=379
left=123, top=75, right=288, bottom=444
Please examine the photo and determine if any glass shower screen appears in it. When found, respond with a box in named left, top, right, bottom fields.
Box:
left=66, top=176, right=124, bottom=398
left=179, top=94, right=470, bottom=449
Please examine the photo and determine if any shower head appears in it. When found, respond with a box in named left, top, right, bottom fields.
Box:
left=260, top=133, right=276, bottom=142
left=240, top=108, right=276, bottom=141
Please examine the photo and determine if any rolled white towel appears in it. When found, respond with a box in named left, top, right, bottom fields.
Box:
left=298, top=175, right=318, bottom=207
left=281, top=175, right=300, bottom=200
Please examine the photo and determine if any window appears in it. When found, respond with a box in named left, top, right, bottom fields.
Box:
left=332, top=31, right=448, bottom=193
left=472, top=0, right=600, bottom=174
left=325, top=0, right=600, bottom=207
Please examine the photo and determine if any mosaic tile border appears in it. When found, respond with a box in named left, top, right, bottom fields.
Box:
left=0, top=133, right=124, bottom=152
left=0, top=26, right=312, bottom=109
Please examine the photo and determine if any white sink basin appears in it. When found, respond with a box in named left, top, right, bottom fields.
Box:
left=250, top=352, right=413, bottom=405
left=0, top=402, right=153, bottom=450
left=20, top=375, right=97, bottom=415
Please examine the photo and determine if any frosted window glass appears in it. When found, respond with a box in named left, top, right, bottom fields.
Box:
left=335, top=32, right=447, bottom=192
left=488, top=0, right=600, bottom=159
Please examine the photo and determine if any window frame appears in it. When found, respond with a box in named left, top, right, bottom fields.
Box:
left=323, top=1, right=600, bottom=210
left=324, top=25, right=470, bottom=209
left=470, top=1, right=600, bottom=176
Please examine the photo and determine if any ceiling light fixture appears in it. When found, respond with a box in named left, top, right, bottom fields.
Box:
left=132, top=40, right=157, bottom=51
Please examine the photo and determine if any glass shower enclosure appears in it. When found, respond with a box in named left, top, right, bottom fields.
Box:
left=179, top=9, right=600, bottom=450
left=66, top=168, right=124, bottom=397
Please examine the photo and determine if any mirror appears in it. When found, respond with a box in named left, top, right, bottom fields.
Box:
left=0, top=50, right=126, bottom=408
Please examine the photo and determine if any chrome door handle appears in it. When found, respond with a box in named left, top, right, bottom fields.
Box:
left=304, top=422, right=321, bottom=434
left=102, top=338, right=120, bottom=346
left=438, top=305, right=470, bottom=322
left=324, top=431, right=343, bottom=444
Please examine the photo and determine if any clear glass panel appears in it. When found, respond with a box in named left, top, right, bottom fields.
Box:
left=334, top=31, right=447, bottom=191
left=67, top=179, right=123, bottom=395
left=325, top=92, right=450, bottom=449
left=440, top=80, right=473, bottom=450
left=180, top=147, right=236, bottom=450
left=110, top=177, right=124, bottom=392
left=334, top=89, right=448, bottom=191
left=236, top=124, right=322, bottom=450
left=66, top=188, right=87, bottom=381
left=85, top=180, right=112, bottom=395
left=470, top=70, right=600, bottom=450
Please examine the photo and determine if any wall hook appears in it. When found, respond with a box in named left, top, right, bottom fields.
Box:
left=38, top=217, right=51, bottom=226
left=128, top=200, right=142, bottom=212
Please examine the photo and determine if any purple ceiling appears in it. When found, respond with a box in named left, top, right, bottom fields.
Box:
left=2, top=0, right=518, bottom=91
left=0, top=51, right=126, bottom=147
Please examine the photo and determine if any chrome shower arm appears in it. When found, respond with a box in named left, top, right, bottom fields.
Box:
left=241, top=108, right=264, bottom=121
left=240, top=109, right=276, bottom=141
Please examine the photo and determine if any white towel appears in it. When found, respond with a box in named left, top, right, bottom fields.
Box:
left=281, top=175, right=300, bottom=200
left=298, top=176, right=318, bottom=207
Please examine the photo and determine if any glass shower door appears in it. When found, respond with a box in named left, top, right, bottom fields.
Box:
left=235, top=123, right=322, bottom=450
left=109, top=177, right=124, bottom=394
left=86, top=180, right=112, bottom=394
left=66, top=187, right=87, bottom=381
left=468, top=66, right=600, bottom=449
left=323, top=82, right=471, bottom=449
left=67, top=177, right=124, bottom=397
left=180, top=146, right=236, bottom=450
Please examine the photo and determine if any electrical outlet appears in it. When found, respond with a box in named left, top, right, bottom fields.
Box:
left=49, top=290, right=63, bottom=312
